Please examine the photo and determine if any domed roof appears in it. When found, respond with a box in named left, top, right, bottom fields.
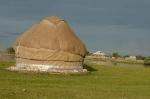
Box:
left=16, top=16, right=86, bottom=56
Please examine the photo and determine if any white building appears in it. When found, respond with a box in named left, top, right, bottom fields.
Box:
left=125, top=56, right=136, bottom=61
left=92, top=51, right=107, bottom=59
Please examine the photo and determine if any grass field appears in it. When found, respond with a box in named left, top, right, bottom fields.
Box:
left=0, top=61, right=150, bottom=99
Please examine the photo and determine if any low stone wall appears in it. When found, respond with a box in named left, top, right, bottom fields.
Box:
left=0, top=53, right=15, bottom=62
left=85, top=56, right=144, bottom=64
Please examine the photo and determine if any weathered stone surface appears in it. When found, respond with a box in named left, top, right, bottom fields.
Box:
left=10, top=16, right=87, bottom=74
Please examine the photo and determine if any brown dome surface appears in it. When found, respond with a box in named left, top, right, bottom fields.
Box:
left=16, top=16, right=86, bottom=57
left=11, top=16, right=87, bottom=73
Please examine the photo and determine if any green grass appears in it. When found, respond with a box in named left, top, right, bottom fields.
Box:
left=1, top=61, right=150, bottom=99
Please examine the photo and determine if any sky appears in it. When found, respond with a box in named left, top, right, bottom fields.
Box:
left=0, top=0, right=150, bottom=55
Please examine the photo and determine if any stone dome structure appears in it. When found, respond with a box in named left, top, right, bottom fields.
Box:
left=10, top=16, right=87, bottom=73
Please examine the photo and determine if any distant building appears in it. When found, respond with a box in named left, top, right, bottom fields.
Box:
left=125, top=56, right=136, bottom=61
left=92, top=51, right=108, bottom=59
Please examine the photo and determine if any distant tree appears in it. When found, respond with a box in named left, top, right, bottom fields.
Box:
left=123, top=55, right=129, bottom=58
left=136, top=55, right=146, bottom=60
left=112, top=52, right=120, bottom=59
left=86, top=51, right=92, bottom=56
left=6, top=47, right=15, bottom=54
left=144, top=57, right=150, bottom=66
left=86, top=51, right=89, bottom=55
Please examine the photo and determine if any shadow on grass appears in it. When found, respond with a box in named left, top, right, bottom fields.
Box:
left=83, top=64, right=97, bottom=72
left=144, top=64, right=150, bottom=68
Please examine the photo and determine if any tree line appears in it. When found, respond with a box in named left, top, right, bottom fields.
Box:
left=0, top=47, right=15, bottom=54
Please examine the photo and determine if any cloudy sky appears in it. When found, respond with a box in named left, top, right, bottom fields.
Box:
left=0, top=0, right=150, bottom=55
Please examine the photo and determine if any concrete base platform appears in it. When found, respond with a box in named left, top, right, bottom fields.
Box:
left=7, top=63, right=88, bottom=74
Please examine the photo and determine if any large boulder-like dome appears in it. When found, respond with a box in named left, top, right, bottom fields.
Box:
left=11, top=16, right=87, bottom=73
